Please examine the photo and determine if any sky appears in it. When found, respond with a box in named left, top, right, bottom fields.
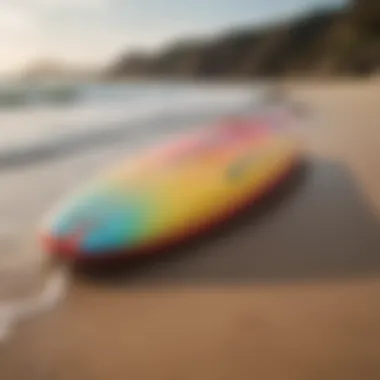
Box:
left=0, top=0, right=347, bottom=74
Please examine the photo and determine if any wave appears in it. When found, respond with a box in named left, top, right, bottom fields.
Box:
left=0, top=81, right=179, bottom=109
left=0, top=83, right=80, bottom=108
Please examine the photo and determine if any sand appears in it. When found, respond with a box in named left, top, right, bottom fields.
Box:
left=0, top=79, right=380, bottom=379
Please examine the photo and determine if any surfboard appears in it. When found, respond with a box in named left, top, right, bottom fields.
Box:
left=40, top=115, right=300, bottom=260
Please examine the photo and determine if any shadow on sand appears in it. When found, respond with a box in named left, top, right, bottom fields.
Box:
left=73, top=157, right=380, bottom=287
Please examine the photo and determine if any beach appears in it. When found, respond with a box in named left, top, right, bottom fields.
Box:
left=0, top=79, right=380, bottom=379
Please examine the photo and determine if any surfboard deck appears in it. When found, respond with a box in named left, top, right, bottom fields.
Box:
left=40, top=116, right=301, bottom=261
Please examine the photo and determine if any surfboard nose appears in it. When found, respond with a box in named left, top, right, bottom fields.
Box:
left=42, top=190, right=149, bottom=259
left=41, top=203, right=103, bottom=258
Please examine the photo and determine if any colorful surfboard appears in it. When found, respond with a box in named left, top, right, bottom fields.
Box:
left=40, top=115, right=300, bottom=260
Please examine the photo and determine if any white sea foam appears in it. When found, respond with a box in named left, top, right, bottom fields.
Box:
left=0, top=264, right=70, bottom=343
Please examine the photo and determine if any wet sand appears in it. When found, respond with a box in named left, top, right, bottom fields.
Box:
left=1, top=79, right=380, bottom=379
